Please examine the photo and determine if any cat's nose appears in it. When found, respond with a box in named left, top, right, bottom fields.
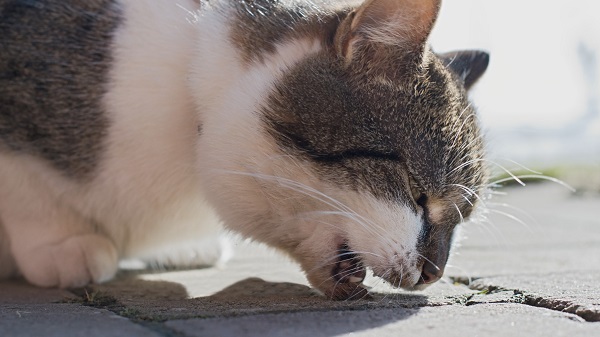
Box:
left=418, top=261, right=443, bottom=285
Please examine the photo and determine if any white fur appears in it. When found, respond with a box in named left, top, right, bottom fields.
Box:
left=97, top=0, right=222, bottom=259
left=0, top=153, right=119, bottom=287
left=0, top=0, right=224, bottom=287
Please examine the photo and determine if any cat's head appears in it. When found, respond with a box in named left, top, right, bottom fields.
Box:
left=198, top=0, right=489, bottom=299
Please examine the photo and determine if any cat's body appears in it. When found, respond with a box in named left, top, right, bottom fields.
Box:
left=0, top=0, right=489, bottom=299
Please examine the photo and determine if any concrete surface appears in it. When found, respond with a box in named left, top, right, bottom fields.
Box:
left=0, top=183, right=599, bottom=336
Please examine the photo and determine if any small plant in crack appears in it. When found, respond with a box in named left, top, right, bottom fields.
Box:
left=119, top=308, right=142, bottom=318
left=69, top=288, right=118, bottom=307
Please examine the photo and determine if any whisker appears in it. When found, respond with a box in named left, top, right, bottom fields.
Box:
left=219, top=170, right=361, bottom=218
left=449, top=157, right=482, bottom=174
left=217, top=169, right=396, bottom=242
left=374, top=270, right=395, bottom=303
left=461, top=194, right=474, bottom=207
left=497, top=158, right=544, bottom=175
left=486, top=202, right=540, bottom=231
left=299, top=210, right=388, bottom=242
left=450, top=183, right=487, bottom=208
left=307, top=250, right=384, bottom=275
left=488, top=174, right=575, bottom=192
left=486, top=189, right=508, bottom=196
left=452, top=203, right=465, bottom=223
left=464, top=215, right=509, bottom=246
left=487, top=208, right=534, bottom=233
left=320, top=265, right=366, bottom=292
left=413, top=252, right=441, bottom=272
left=452, top=159, right=526, bottom=186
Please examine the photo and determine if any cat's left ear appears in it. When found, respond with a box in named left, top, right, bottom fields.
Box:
left=440, top=50, right=490, bottom=90
left=334, top=0, right=441, bottom=63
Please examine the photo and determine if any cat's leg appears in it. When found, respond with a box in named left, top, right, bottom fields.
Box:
left=0, top=159, right=118, bottom=288
left=127, top=206, right=231, bottom=270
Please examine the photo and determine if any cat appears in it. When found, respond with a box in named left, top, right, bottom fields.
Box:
left=0, top=0, right=489, bottom=300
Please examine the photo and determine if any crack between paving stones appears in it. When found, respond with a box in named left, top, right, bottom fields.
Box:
left=66, top=288, right=188, bottom=337
left=448, top=277, right=599, bottom=323
left=520, top=295, right=600, bottom=323
left=65, top=287, right=437, bottom=333
left=66, top=281, right=598, bottom=330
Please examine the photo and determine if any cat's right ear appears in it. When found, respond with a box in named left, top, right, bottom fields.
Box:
left=440, top=50, right=490, bottom=90
left=334, top=0, right=442, bottom=64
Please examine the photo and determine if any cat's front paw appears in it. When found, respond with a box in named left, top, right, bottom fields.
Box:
left=17, top=234, right=118, bottom=288
left=144, top=236, right=231, bottom=270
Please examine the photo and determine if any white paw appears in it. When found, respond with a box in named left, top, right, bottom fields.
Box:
left=18, top=234, right=118, bottom=288
left=144, top=236, right=232, bottom=270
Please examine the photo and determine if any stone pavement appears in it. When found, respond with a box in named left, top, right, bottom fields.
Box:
left=0, top=183, right=599, bottom=336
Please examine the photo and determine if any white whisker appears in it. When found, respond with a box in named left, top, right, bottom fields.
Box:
left=498, top=158, right=543, bottom=175
left=486, top=202, right=540, bottom=232
left=487, top=209, right=534, bottom=233
left=488, top=174, right=575, bottom=192
left=452, top=203, right=465, bottom=223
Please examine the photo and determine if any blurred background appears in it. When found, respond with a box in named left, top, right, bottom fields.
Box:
left=430, top=0, right=600, bottom=193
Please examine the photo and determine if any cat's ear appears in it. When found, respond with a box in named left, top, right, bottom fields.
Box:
left=440, top=50, right=490, bottom=90
left=335, top=0, right=441, bottom=62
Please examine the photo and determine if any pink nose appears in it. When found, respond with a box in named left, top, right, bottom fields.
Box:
left=418, top=261, right=443, bottom=285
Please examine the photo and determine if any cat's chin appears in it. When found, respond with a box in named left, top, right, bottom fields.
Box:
left=301, top=238, right=427, bottom=300
left=297, top=239, right=368, bottom=300
left=332, top=243, right=367, bottom=285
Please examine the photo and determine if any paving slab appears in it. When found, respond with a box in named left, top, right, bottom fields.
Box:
left=165, top=304, right=598, bottom=337
left=0, top=282, right=165, bottom=337
left=446, top=184, right=600, bottom=322
left=466, top=272, right=600, bottom=322
left=0, top=304, right=164, bottom=337
left=447, top=183, right=600, bottom=276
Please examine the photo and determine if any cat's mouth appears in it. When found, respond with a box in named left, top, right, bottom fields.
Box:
left=332, top=243, right=366, bottom=284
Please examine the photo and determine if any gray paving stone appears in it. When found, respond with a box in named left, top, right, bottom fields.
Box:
left=445, top=184, right=600, bottom=322
left=165, top=304, right=600, bottom=337
left=448, top=184, right=600, bottom=276
left=0, top=304, right=162, bottom=337
left=0, top=281, right=163, bottom=337
left=447, top=245, right=600, bottom=277
left=468, top=272, right=600, bottom=322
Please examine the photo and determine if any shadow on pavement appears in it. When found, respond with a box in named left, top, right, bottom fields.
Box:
left=60, top=274, right=427, bottom=331
left=1, top=270, right=429, bottom=336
